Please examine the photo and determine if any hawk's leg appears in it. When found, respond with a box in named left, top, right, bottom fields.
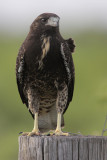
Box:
left=55, top=113, right=69, bottom=136
left=55, top=82, right=69, bottom=136
left=27, top=112, right=40, bottom=136
left=22, top=89, right=40, bottom=136
left=22, top=113, right=40, bottom=136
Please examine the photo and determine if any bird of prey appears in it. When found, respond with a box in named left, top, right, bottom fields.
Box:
left=16, top=13, right=75, bottom=136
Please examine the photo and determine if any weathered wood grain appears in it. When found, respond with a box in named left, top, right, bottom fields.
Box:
left=18, top=135, right=107, bottom=160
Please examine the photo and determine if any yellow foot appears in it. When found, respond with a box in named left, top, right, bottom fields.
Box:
left=55, top=129, right=69, bottom=136
left=21, top=130, right=40, bottom=136
left=43, top=130, right=69, bottom=136
left=43, top=130, right=55, bottom=136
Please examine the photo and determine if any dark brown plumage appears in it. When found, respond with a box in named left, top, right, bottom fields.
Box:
left=16, top=13, right=75, bottom=135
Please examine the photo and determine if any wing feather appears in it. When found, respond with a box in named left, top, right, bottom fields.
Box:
left=16, top=47, right=27, bottom=104
left=60, top=41, right=75, bottom=113
left=16, top=43, right=34, bottom=118
left=66, top=38, right=75, bottom=53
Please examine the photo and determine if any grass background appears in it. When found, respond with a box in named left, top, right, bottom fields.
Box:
left=0, top=30, right=107, bottom=159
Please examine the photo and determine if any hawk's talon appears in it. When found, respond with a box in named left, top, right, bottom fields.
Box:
left=27, top=131, right=40, bottom=136
left=55, top=129, right=69, bottom=136
left=42, top=130, right=55, bottom=136
left=21, top=130, right=41, bottom=136
left=21, top=132, right=31, bottom=136
left=43, top=129, right=69, bottom=136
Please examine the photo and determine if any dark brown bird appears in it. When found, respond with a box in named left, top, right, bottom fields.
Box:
left=16, top=13, right=75, bottom=136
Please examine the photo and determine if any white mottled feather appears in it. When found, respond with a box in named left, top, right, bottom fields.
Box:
left=61, top=43, right=71, bottom=82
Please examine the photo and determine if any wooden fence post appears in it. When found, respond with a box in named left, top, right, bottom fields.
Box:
left=18, top=135, right=107, bottom=160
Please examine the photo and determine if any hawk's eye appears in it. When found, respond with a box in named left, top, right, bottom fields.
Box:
left=41, top=18, right=47, bottom=23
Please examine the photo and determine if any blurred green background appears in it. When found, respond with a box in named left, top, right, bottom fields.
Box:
left=0, top=0, right=107, bottom=160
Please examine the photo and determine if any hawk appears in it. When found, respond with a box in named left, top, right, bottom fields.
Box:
left=16, top=13, right=75, bottom=136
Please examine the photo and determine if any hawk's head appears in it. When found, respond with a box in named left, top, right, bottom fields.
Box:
left=30, top=13, right=60, bottom=34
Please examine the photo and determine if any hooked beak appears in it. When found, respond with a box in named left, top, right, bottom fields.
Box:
left=46, top=17, right=60, bottom=27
